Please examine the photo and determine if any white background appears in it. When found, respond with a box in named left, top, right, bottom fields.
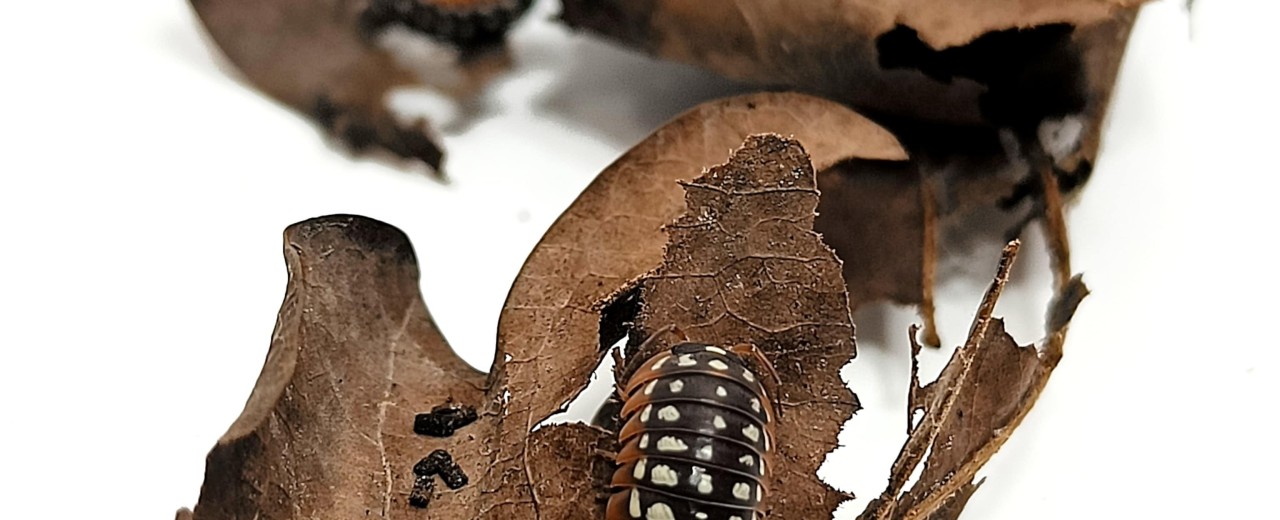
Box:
left=1, top=0, right=1276, bottom=518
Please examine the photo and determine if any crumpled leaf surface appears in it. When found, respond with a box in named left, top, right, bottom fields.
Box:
left=189, top=0, right=446, bottom=173
left=623, top=134, right=859, bottom=518
left=561, top=0, right=1144, bottom=190
left=182, top=92, right=905, bottom=519
left=561, top=0, right=1140, bottom=121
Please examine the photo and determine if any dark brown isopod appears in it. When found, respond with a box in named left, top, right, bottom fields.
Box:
left=606, top=342, right=776, bottom=520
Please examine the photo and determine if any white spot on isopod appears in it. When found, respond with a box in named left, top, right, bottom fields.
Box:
left=696, top=473, right=713, bottom=494
left=742, top=369, right=755, bottom=382
left=656, top=436, right=688, bottom=452
left=733, top=482, right=751, bottom=500
left=629, top=489, right=641, bottom=518
left=708, top=359, right=729, bottom=370
left=650, top=465, right=679, bottom=487
left=713, top=415, right=726, bottom=429
left=633, top=459, right=647, bottom=479
left=696, top=445, right=713, bottom=460
left=668, top=380, right=684, bottom=393
left=739, top=454, right=754, bottom=467
left=641, top=405, right=652, bottom=422
left=646, top=502, right=675, bottom=520
left=750, top=398, right=761, bottom=412
left=715, top=386, right=728, bottom=397
left=677, top=354, right=697, bottom=367
left=657, top=405, right=680, bottom=422
left=742, top=424, right=760, bottom=442
left=704, top=346, right=727, bottom=355
left=652, top=356, right=670, bottom=370
left=639, top=433, right=650, bottom=449
left=695, top=513, right=708, bottom=520
left=644, top=380, right=658, bottom=396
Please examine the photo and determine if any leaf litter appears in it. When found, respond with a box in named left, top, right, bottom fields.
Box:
left=180, top=92, right=1088, bottom=519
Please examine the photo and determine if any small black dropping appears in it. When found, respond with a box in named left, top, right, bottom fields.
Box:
left=412, top=449, right=469, bottom=493
left=414, top=404, right=478, bottom=437
left=413, top=449, right=454, bottom=476
left=408, top=474, right=434, bottom=509
left=438, top=464, right=469, bottom=490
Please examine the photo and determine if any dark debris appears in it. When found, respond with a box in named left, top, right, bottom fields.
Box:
left=408, top=474, right=435, bottom=509
left=414, top=404, right=479, bottom=437
left=412, top=449, right=469, bottom=492
left=360, top=0, right=534, bottom=49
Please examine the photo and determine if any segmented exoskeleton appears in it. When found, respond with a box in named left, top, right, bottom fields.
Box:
left=606, top=342, right=776, bottom=520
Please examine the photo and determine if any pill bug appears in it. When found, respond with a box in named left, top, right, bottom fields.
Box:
left=360, top=0, right=535, bottom=49
left=606, top=341, right=777, bottom=520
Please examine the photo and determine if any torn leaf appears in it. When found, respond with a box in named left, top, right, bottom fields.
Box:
left=860, top=242, right=1089, bottom=520
left=560, top=0, right=1144, bottom=218
left=626, top=134, right=859, bottom=518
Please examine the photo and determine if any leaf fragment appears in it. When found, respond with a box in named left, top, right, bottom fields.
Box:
left=190, top=0, right=449, bottom=174
left=185, top=215, right=487, bottom=519
left=627, top=134, right=860, bottom=518
left=860, top=240, right=1089, bottom=520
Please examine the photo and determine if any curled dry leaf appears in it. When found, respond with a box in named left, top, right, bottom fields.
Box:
left=859, top=241, right=1090, bottom=520
left=180, top=215, right=487, bottom=519
left=177, top=214, right=622, bottom=520
left=181, top=93, right=905, bottom=519
left=622, top=134, right=859, bottom=518
left=189, top=0, right=491, bottom=176
left=561, top=0, right=1144, bottom=199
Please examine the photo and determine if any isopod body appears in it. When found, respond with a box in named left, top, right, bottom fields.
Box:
left=606, top=343, right=774, bottom=520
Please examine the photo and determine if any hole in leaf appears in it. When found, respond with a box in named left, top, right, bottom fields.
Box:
left=599, top=284, right=642, bottom=353
left=533, top=335, right=627, bottom=432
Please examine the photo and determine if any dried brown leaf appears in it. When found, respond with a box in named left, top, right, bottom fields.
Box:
left=183, top=93, right=906, bottom=519
left=562, top=0, right=1144, bottom=195
left=186, top=215, right=487, bottom=519
left=626, top=134, right=860, bottom=518
left=497, top=90, right=901, bottom=467
left=190, top=0, right=449, bottom=174
left=561, top=0, right=1140, bottom=121
left=860, top=240, right=1089, bottom=520
left=180, top=214, right=615, bottom=519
